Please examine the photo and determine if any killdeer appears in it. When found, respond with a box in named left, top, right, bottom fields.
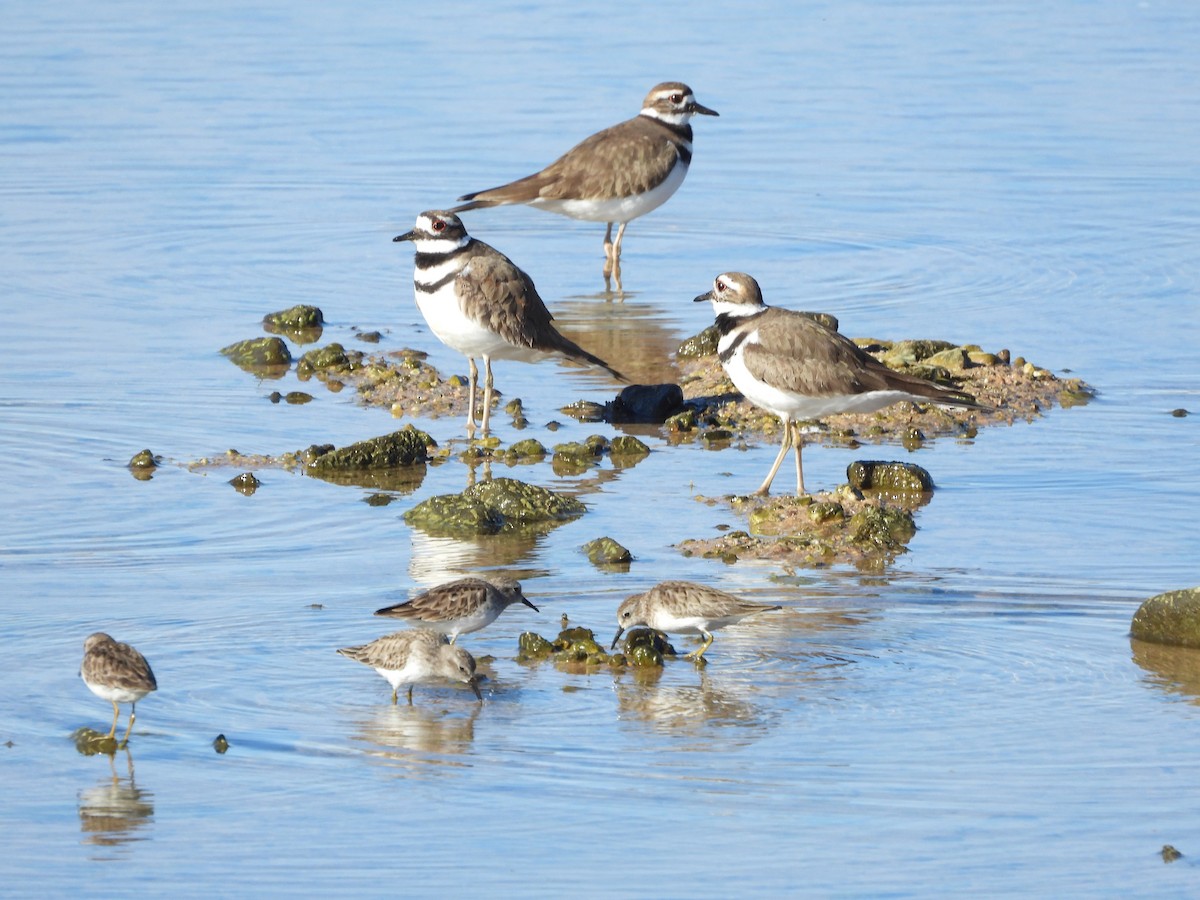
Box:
left=611, top=580, right=781, bottom=662
left=451, top=82, right=718, bottom=286
left=694, top=272, right=986, bottom=496
left=393, top=210, right=623, bottom=435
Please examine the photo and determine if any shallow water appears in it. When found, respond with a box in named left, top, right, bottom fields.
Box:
left=2, top=0, right=1200, bottom=895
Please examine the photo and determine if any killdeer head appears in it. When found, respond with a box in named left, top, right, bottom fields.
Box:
left=393, top=210, right=470, bottom=254
left=693, top=271, right=766, bottom=319
left=640, top=81, right=720, bottom=126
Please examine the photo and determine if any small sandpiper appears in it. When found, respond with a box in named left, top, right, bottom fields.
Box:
left=611, top=580, right=781, bottom=661
left=695, top=271, right=987, bottom=495
left=374, top=576, right=539, bottom=643
left=80, top=633, right=158, bottom=745
left=337, top=629, right=482, bottom=704
left=451, top=82, right=718, bottom=287
left=393, top=210, right=623, bottom=435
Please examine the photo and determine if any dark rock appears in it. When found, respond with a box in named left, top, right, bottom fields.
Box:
left=612, top=383, right=685, bottom=423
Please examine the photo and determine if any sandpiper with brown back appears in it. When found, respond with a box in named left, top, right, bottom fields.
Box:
left=374, top=576, right=539, bottom=643
left=611, top=580, right=782, bottom=662
left=80, top=632, right=158, bottom=745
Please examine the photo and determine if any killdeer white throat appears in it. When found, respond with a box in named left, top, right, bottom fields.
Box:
left=451, top=82, right=718, bottom=287
left=393, top=210, right=623, bottom=435
left=695, top=272, right=985, bottom=496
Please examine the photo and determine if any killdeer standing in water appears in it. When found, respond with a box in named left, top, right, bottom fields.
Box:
left=451, top=82, right=718, bottom=287
left=393, top=210, right=623, bottom=435
left=694, top=272, right=986, bottom=496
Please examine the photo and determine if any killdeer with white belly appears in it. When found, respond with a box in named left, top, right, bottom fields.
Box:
left=451, top=82, right=718, bottom=288
left=393, top=210, right=623, bottom=435
left=694, top=272, right=986, bottom=496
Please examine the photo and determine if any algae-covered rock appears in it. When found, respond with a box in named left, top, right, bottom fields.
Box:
left=516, top=632, right=555, bottom=661
left=849, top=504, right=916, bottom=551
left=229, top=472, right=261, bottom=495
left=677, top=325, right=721, bottom=358
left=610, top=435, right=651, bottom=459
left=404, top=494, right=503, bottom=535
left=464, top=477, right=585, bottom=524
left=129, top=449, right=158, bottom=470
left=406, top=477, right=585, bottom=537
left=665, top=409, right=697, bottom=432
left=297, top=342, right=356, bottom=378
left=583, top=537, right=632, bottom=566
left=220, top=337, right=291, bottom=374
left=308, top=425, right=433, bottom=471
left=1131, top=587, right=1200, bottom=649
left=620, top=629, right=677, bottom=667
left=505, top=439, right=548, bottom=461
left=553, top=626, right=608, bottom=663
left=847, top=460, right=934, bottom=493
left=262, top=305, right=324, bottom=343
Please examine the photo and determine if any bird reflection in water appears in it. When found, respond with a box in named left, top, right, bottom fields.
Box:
left=75, top=744, right=154, bottom=857
left=613, top=666, right=769, bottom=737
left=348, top=701, right=483, bottom=773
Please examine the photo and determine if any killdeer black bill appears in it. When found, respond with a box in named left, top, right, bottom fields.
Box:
left=694, top=272, right=986, bottom=496
left=393, top=210, right=623, bottom=435
left=451, top=82, right=717, bottom=288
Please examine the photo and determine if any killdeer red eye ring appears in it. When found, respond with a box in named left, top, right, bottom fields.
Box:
left=432, top=220, right=445, bottom=232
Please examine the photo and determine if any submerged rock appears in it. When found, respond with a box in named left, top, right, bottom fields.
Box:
left=263, top=304, right=324, bottom=343
left=220, top=337, right=291, bottom=375
left=583, top=537, right=633, bottom=566
left=308, top=425, right=433, bottom=471
left=129, top=449, right=158, bottom=471
left=1131, top=587, right=1200, bottom=649
left=229, top=472, right=261, bottom=495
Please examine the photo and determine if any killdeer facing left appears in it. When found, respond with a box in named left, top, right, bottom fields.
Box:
left=695, top=272, right=986, bottom=496
left=450, top=82, right=718, bottom=287
left=393, top=210, right=623, bottom=435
